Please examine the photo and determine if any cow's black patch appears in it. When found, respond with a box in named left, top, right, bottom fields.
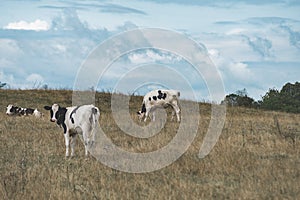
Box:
left=9, top=106, right=14, bottom=113
left=19, top=109, right=25, bottom=115
left=149, top=97, right=151, bottom=101
left=25, top=108, right=34, bottom=115
left=12, top=107, right=35, bottom=116
left=163, top=93, right=167, bottom=100
left=156, top=90, right=167, bottom=100
left=92, top=107, right=97, bottom=114
left=56, top=107, right=67, bottom=134
left=157, top=90, right=164, bottom=100
left=70, top=106, right=81, bottom=124
left=141, top=103, right=146, bottom=113
left=10, top=106, right=19, bottom=114
left=90, top=107, right=98, bottom=124
left=62, top=123, right=67, bottom=134
left=157, top=92, right=161, bottom=99
left=153, top=96, right=157, bottom=101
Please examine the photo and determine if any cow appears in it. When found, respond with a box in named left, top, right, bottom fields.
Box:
left=44, top=104, right=100, bottom=157
left=6, top=104, right=43, bottom=118
left=137, top=89, right=181, bottom=122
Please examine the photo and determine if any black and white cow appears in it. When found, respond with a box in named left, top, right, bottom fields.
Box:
left=137, top=89, right=181, bottom=122
left=6, top=104, right=43, bottom=117
left=44, top=104, right=100, bottom=157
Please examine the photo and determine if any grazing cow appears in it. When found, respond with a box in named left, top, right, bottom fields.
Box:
left=6, top=104, right=43, bottom=118
left=137, top=89, right=181, bottom=122
left=44, top=104, right=100, bottom=157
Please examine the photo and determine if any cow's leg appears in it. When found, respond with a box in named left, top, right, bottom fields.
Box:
left=81, top=124, right=92, bottom=157
left=171, top=110, right=175, bottom=121
left=91, top=127, right=95, bottom=147
left=149, top=110, right=155, bottom=122
left=171, top=102, right=181, bottom=122
left=174, top=106, right=180, bottom=122
left=151, top=111, right=156, bottom=122
left=70, top=134, right=77, bottom=157
left=144, top=108, right=150, bottom=122
left=150, top=107, right=158, bottom=122
left=82, top=132, right=89, bottom=157
left=64, top=131, right=70, bottom=157
left=81, top=131, right=88, bottom=157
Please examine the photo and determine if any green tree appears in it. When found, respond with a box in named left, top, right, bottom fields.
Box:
left=261, top=88, right=281, bottom=110
left=261, top=82, right=300, bottom=113
left=223, top=88, right=256, bottom=108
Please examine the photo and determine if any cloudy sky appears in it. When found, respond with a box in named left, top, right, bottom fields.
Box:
left=0, top=0, right=300, bottom=101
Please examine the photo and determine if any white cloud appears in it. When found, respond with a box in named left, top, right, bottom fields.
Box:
left=4, top=19, right=50, bottom=31
left=228, top=62, right=252, bottom=79
left=0, top=39, right=22, bottom=56
left=128, top=50, right=182, bottom=64
left=52, top=44, right=67, bottom=53
left=207, top=49, right=220, bottom=58
left=208, top=48, right=254, bottom=82
left=226, top=28, right=247, bottom=35
left=26, top=73, right=44, bottom=84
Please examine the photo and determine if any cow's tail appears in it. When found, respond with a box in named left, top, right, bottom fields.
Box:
left=87, top=106, right=100, bottom=147
left=90, top=106, right=100, bottom=130
left=90, top=106, right=100, bottom=131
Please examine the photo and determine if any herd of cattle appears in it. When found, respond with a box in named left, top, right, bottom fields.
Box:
left=5, top=89, right=181, bottom=157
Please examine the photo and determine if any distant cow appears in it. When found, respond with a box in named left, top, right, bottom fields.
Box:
left=137, top=89, right=181, bottom=122
left=6, top=104, right=43, bottom=118
left=44, top=104, right=100, bottom=157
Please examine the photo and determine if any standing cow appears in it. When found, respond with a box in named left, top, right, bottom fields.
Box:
left=44, top=104, right=100, bottom=157
left=137, top=89, right=181, bottom=122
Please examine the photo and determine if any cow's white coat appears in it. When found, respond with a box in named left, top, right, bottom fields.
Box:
left=137, top=89, right=181, bottom=122
left=44, top=104, right=100, bottom=157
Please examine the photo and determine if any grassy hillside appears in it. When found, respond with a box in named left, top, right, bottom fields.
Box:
left=0, top=89, right=299, bottom=199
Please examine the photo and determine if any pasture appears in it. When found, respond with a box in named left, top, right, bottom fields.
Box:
left=0, top=89, right=299, bottom=199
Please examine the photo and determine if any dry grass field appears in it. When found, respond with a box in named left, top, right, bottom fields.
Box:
left=0, top=89, right=299, bottom=199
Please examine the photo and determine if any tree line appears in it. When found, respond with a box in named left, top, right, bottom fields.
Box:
left=222, top=82, right=300, bottom=113
left=1, top=80, right=299, bottom=113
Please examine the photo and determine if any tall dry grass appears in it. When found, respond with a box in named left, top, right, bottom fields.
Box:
left=0, top=89, right=299, bottom=199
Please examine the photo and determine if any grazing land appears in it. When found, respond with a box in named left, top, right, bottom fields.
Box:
left=0, top=89, right=299, bottom=199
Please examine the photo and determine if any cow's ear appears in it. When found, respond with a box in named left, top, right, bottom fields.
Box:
left=44, top=106, right=51, bottom=110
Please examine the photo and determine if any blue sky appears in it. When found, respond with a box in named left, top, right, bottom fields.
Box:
left=0, top=0, right=300, bottom=101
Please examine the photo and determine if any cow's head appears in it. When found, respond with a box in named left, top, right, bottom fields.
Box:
left=137, top=110, right=145, bottom=121
left=6, top=104, right=18, bottom=115
left=137, top=103, right=146, bottom=121
left=44, top=104, right=66, bottom=124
